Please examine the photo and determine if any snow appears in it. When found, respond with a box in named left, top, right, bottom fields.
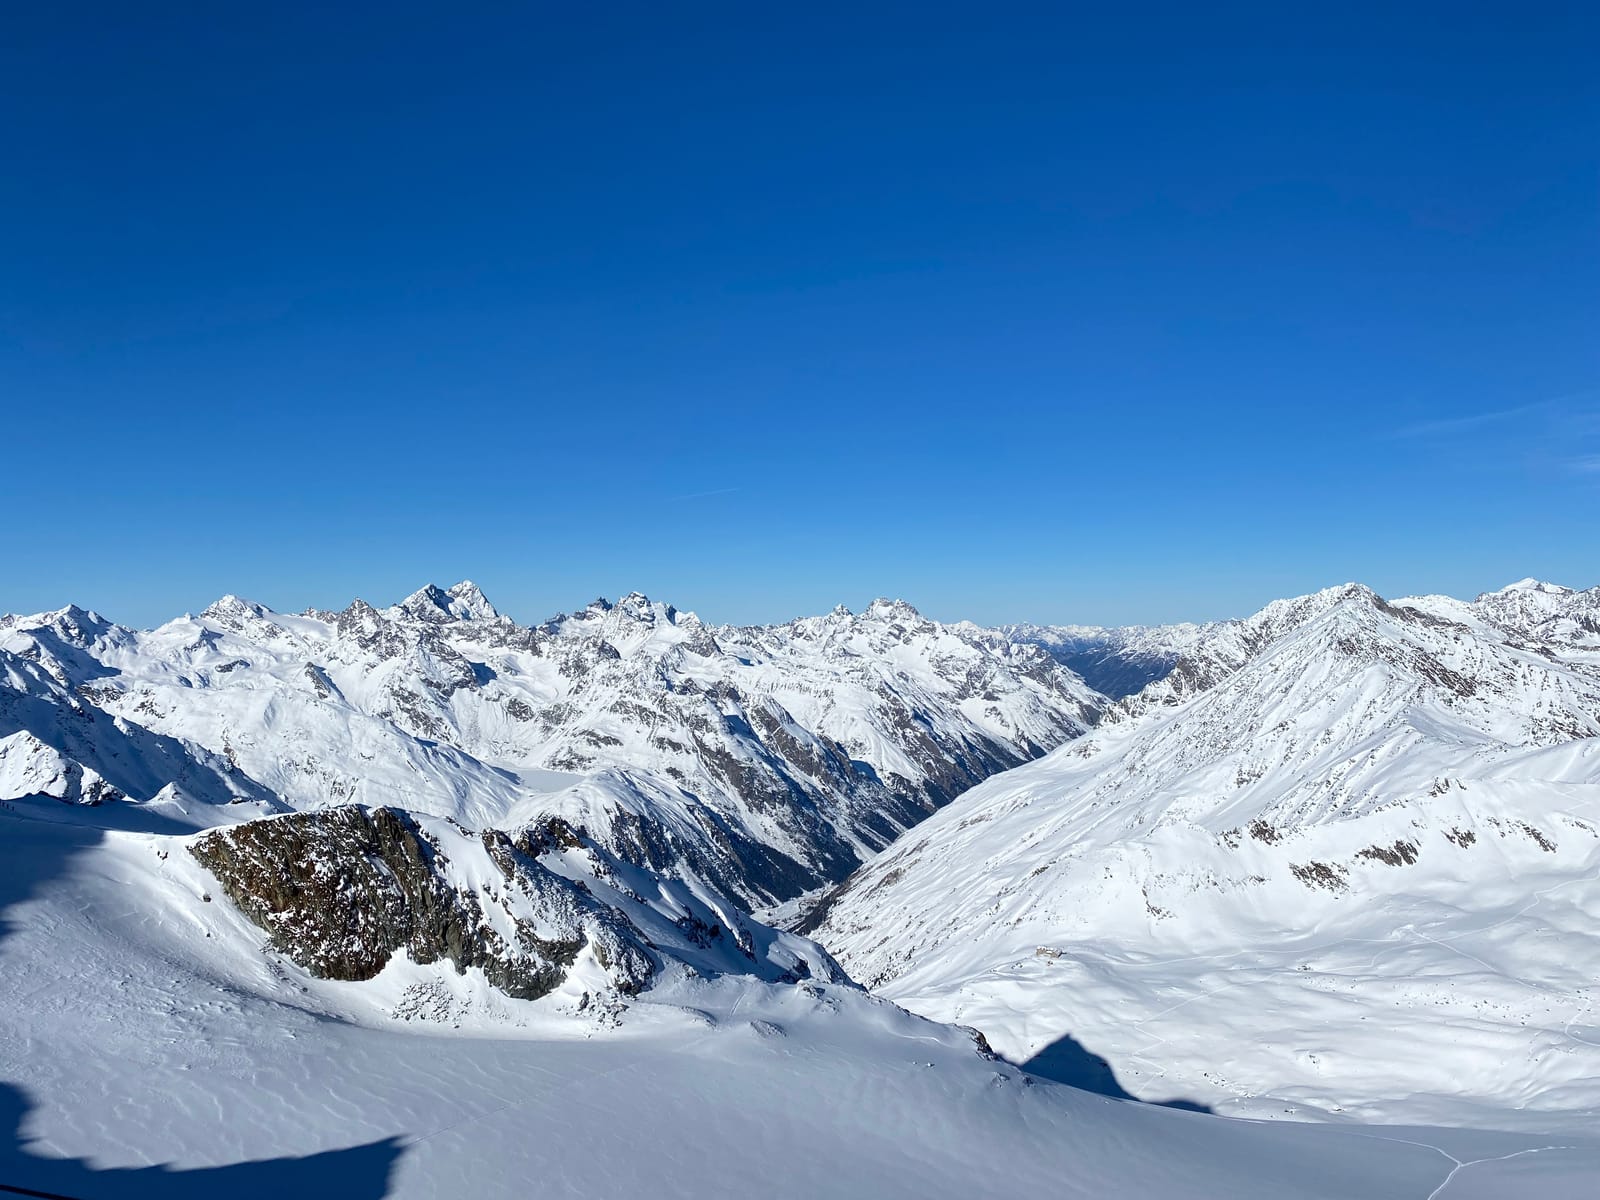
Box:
left=7, top=799, right=1599, bottom=1198
left=1, top=582, right=1104, bottom=909
left=6, top=578, right=1600, bottom=1195
left=811, top=581, right=1600, bottom=1130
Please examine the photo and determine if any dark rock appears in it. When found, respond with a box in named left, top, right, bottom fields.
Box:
left=189, top=806, right=656, bottom=999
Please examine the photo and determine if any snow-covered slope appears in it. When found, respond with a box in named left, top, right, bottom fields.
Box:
left=0, top=585, right=1103, bottom=908
left=6, top=797, right=1598, bottom=1199
left=0, top=615, right=284, bottom=821
left=808, top=581, right=1600, bottom=1128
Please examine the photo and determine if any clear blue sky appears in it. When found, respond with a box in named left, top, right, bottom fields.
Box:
left=3, top=3, right=1596, bottom=628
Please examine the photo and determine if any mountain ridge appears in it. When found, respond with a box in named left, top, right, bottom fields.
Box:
left=1, top=582, right=1105, bottom=913
left=804, top=577, right=1600, bottom=1127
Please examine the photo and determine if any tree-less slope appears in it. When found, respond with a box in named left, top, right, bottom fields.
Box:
left=807, top=581, right=1600, bottom=1129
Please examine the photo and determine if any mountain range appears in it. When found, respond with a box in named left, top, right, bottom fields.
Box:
left=4, top=577, right=1599, bottom=1196
left=2, top=583, right=1101, bottom=914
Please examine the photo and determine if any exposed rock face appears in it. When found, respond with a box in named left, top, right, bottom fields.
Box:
left=190, top=806, right=655, bottom=999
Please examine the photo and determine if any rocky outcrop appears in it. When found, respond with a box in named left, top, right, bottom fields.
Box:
left=189, top=806, right=656, bottom=999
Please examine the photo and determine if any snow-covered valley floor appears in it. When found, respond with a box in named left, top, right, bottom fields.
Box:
left=5, top=802, right=1600, bottom=1199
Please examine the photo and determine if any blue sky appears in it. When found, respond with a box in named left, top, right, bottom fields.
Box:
left=3, top=3, right=1596, bottom=628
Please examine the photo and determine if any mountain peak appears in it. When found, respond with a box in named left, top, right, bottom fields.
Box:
left=865, top=597, right=922, bottom=621
left=614, top=591, right=681, bottom=625
left=398, top=584, right=456, bottom=623
left=399, top=581, right=500, bottom=624
left=1320, top=581, right=1379, bottom=606
left=445, top=580, right=499, bottom=621
left=202, top=595, right=267, bottom=622
left=1483, top=577, right=1572, bottom=599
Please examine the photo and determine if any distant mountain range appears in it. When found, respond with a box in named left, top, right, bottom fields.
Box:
left=995, top=618, right=1215, bottom=697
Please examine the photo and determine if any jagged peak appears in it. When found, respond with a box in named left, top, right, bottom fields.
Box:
left=398, top=583, right=455, bottom=622
left=0, top=603, right=115, bottom=642
left=556, top=593, right=675, bottom=628
left=1245, top=583, right=1382, bottom=633
left=612, top=592, right=685, bottom=625
left=1304, top=581, right=1379, bottom=608
left=202, top=594, right=269, bottom=622
left=395, top=581, right=500, bottom=624
left=445, top=580, right=499, bottom=621
left=865, top=597, right=923, bottom=621
left=341, top=597, right=382, bottom=619
left=49, top=603, right=113, bottom=631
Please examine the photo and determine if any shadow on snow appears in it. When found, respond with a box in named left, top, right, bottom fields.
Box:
left=0, top=1081, right=403, bottom=1200
left=1019, top=1032, right=1213, bottom=1113
left=0, top=801, right=405, bottom=1199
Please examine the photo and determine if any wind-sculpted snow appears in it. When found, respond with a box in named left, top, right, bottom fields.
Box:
left=0, top=583, right=1103, bottom=908
left=810, top=580, right=1600, bottom=1128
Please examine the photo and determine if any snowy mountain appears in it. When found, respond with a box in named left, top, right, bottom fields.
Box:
left=807, top=580, right=1600, bottom=1128
left=998, top=619, right=1217, bottom=698
left=1400, top=578, right=1600, bottom=656
left=0, top=601, right=846, bottom=1027
left=0, top=610, right=285, bottom=818
left=0, top=580, right=1107, bottom=1033
left=5, top=579, right=1600, bottom=1196
left=0, top=584, right=1103, bottom=910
